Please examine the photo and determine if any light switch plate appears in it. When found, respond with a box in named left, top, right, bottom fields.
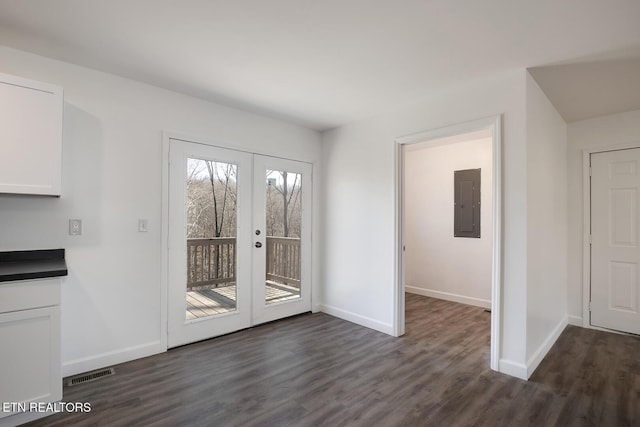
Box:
left=69, top=219, right=82, bottom=236
left=138, top=219, right=148, bottom=232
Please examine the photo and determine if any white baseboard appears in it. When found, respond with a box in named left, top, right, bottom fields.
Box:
left=526, top=317, right=568, bottom=379
left=62, top=340, right=164, bottom=378
left=567, top=315, right=583, bottom=326
left=498, top=359, right=527, bottom=380
left=405, top=286, right=491, bottom=309
left=319, top=304, right=394, bottom=335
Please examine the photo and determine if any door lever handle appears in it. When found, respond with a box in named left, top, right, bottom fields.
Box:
left=255, top=242, right=262, bottom=248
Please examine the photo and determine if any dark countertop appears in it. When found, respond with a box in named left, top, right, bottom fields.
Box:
left=0, top=249, right=67, bottom=283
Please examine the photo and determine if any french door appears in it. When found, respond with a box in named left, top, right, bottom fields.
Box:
left=252, top=155, right=312, bottom=325
left=167, top=138, right=312, bottom=348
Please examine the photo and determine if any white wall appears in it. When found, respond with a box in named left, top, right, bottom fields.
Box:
left=321, top=70, right=529, bottom=376
left=524, top=73, right=568, bottom=376
left=0, top=45, right=322, bottom=376
left=404, top=137, right=493, bottom=308
left=567, top=109, right=640, bottom=324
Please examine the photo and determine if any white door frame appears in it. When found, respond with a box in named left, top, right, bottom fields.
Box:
left=394, top=115, right=502, bottom=371
left=581, top=142, right=640, bottom=334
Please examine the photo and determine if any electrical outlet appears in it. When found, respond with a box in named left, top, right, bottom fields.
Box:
left=138, top=219, right=148, bottom=232
left=69, top=219, right=82, bottom=236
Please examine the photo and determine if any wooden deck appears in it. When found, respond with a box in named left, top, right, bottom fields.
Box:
left=186, top=282, right=300, bottom=319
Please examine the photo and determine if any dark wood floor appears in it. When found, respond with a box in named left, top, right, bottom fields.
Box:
left=25, top=293, right=640, bottom=426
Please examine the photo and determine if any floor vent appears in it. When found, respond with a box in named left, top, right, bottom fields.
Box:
left=66, top=367, right=115, bottom=386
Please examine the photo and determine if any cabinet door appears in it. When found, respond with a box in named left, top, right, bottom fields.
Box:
left=0, top=306, right=61, bottom=419
left=0, top=72, right=63, bottom=196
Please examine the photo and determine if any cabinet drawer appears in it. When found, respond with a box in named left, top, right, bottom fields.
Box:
left=0, top=279, right=60, bottom=313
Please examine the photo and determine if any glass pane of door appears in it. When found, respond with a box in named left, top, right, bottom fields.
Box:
left=264, top=170, right=302, bottom=304
left=185, top=158, right=238, bottom=319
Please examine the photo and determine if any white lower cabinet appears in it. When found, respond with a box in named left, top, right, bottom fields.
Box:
left=0, top=279, right=61, bottom=426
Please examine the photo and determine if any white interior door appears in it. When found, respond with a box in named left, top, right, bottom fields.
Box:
left=252, top=155, right=312, bottom=324
left=167, top=140, right=312, bottom=347
left=168, top=139, right=252, bottom=348
left=591, top=148, right=640, bottom=335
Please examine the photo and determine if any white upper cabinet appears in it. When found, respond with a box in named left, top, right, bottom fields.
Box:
left=0, top=72, right=63, bottom=196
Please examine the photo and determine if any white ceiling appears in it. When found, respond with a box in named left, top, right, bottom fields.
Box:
left=0, top=0, right=639, bottom=130
left=529, top=56, right=640, bottom=123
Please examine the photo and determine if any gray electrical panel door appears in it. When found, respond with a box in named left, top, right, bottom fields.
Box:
left=454, top=169, right=480, bottom=238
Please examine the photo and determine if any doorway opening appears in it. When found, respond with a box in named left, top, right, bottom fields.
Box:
left=395, top=116, right=502, bottom=371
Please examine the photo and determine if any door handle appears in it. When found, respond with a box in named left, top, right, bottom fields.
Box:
left=255, top=242, right=262, bottom=248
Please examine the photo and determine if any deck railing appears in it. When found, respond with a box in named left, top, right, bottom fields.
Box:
left=186, top=236, right=301, bottom=289
left=187, top=237, right=235, bottom=289
left=265, top=237, right=301, bottom=288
